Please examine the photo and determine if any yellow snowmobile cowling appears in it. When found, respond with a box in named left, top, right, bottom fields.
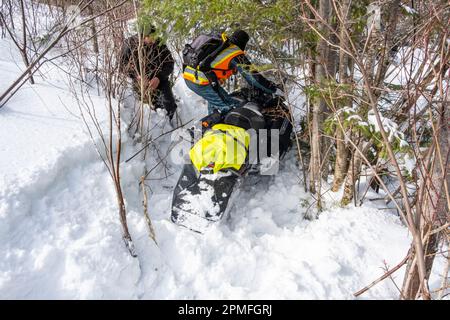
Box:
left=189, top=124, right=250, bottom=173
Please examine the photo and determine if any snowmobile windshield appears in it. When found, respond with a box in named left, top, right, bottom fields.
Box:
left=189, top=124, right=250, bottom=173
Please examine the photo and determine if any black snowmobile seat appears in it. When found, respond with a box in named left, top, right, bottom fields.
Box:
left=223, top=102, right=266, bottom=131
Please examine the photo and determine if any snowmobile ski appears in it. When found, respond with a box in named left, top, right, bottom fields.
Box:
left=171, top=164, right=241, bottom=233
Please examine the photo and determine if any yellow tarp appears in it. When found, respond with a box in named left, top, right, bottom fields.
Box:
left=189, top=124, right=250, bottom=173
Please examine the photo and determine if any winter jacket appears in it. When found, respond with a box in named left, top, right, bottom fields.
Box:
left=120, top=35, right=174, bottom=81
left=183, top=44, right=277, bottom=94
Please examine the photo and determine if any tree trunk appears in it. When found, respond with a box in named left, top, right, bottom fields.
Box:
left=373, top=0, right=401, bottom=91
left=332, top=0, right=351, bottom=192
left=87, top=5, right=99, bottom=54
left=321, top=26, right=338, bottom=181
left=341, top=140, right=370, bottom=206
left=310, top=0, right=332, bottom=204
left=401, top=101, right=449, bottom=299
left=19, top=0, right=34, bottom=84
left=0, top=7, right=4, bottom=38
left=332, top=125, right=349, bottom=191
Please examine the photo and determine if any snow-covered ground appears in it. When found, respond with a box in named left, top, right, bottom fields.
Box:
left=0, top=24, right=446, bottom=299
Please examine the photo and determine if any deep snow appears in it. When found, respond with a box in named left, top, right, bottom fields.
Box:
left=0, top=24, right=446, bottom=299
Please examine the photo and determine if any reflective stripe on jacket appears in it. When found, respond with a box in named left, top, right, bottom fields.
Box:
left=183, top=66, right=210, bottom=85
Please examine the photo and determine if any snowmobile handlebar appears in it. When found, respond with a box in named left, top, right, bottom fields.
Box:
left=230, top=87, right=285, bottom=110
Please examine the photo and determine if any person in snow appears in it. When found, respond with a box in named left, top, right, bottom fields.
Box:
left=120, top=24, right=178, bottom=120
left=183, top=29, right=282, bottom=115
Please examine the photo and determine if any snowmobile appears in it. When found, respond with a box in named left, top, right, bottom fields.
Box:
left=171, top=87, right=293, bottom=233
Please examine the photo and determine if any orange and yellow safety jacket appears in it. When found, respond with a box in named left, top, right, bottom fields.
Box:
left=183, top=44, right=245, bottom=85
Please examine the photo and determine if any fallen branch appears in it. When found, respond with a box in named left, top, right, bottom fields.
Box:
left=140, top=175, right=158, bottom=246
left=354, top=254, right=410, bottom=297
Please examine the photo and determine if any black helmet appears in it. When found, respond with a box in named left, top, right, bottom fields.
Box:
left=229, top=30, right=249, bottom=50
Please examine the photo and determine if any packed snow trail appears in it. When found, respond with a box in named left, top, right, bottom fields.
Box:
left=1, top=28, right=446, bottom=299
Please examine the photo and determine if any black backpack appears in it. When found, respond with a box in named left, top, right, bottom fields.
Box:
left=182, top=33, right=230, bottom=72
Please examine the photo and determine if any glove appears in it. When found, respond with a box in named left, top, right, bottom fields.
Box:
left=148, top=77, right=160, bottom=90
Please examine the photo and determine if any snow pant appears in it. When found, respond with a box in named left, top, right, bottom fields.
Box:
left=184, top=80, right=240, bottom=115
left=134, top=79, right=178, bottom=119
